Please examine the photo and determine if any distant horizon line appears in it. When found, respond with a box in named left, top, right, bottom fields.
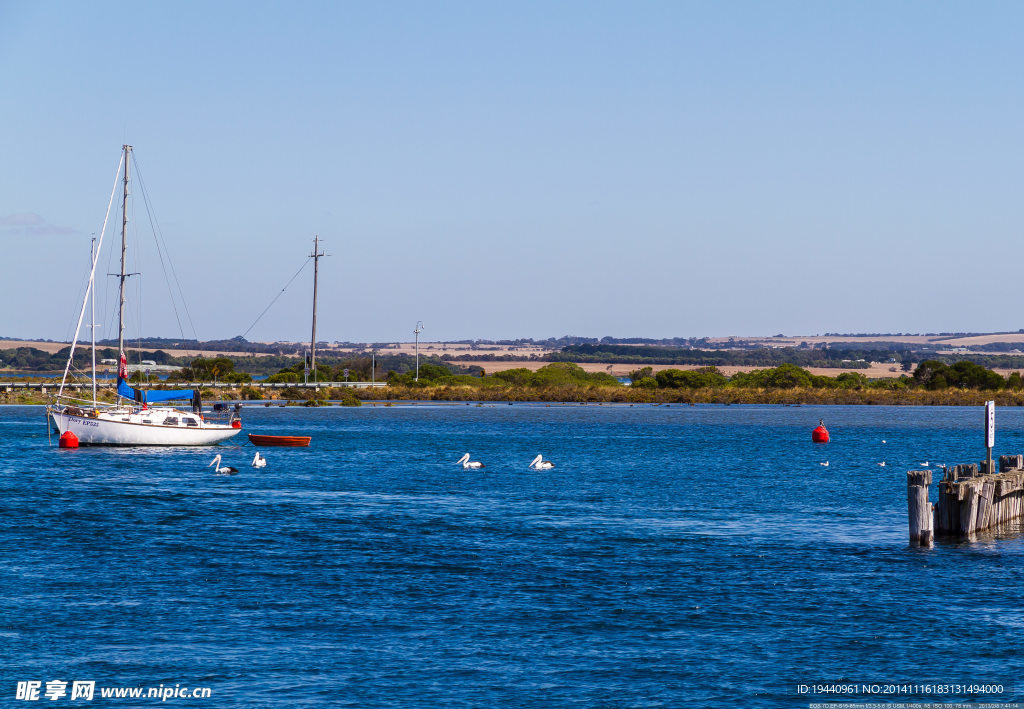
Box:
left=5, top=330, right=1024, bottom=347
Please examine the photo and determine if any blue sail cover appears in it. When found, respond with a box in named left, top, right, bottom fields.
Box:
left=117, top=378, right=195, bottom=404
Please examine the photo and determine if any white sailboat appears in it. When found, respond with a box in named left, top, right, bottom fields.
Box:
left=47, top=145, right=241, bottom=446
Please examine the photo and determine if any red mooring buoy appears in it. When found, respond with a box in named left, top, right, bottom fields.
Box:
left=812, top=420, right=830, bottom=443
left=58, top=431, right=80, bottom=448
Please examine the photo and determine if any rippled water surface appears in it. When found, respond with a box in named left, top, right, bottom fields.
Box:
left=2, top=404, right=1024, bottom=706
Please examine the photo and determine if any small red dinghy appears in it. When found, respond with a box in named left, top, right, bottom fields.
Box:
left=248, top=434, right=311, bottom=447
left=812, top=420, right=830, bottom=443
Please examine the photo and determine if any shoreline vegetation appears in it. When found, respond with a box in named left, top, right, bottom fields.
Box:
left=7, top=361, right=1024, bottom=407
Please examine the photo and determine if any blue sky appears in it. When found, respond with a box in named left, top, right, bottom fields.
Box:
left=2, top=1, right=1023, bottom=343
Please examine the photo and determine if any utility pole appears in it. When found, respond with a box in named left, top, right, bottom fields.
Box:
left=310, top=235, right=325, bottom=383
left=414, top=321, right=424, bottom=381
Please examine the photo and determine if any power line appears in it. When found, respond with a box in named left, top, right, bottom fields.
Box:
left=240, top=257, right=312, bottom=339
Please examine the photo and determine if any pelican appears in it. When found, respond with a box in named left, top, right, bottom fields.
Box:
left=529, top=454, right=555, bottom=470
left=456, top=453, right=484, bottom=469
left=820, top=461, right=829, bottom=467
left=252, top=452, right=267, bottom=468
left=209, top=454, right=238, bottom=474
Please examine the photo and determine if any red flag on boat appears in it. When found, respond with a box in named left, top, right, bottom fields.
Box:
left=118, top=352, right=128, bottom=380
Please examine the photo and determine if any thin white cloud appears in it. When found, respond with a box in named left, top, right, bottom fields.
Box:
left=0, top=213, right=44, bottom=226
left=0, top=213, right=77, bottom=237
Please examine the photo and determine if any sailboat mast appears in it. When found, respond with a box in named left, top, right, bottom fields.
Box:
left=91, top=237, right=97, bottom=406
left=310, top=235, right=324, bottom=381
left=117, top=144, right=132, bottom=376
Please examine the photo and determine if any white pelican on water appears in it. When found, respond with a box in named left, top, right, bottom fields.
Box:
left=456, top=453, right=484, bottom=469
left=529, top=454, right=555, bottom=470
left=252, top=452, right=267, bottom=468
left=209, top=454, right=238, bottom=474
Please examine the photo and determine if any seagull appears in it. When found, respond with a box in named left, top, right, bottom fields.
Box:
left=919, top=461, right=929, bottom=467
left=456, top=453, right=484, bottom=469
left=820, top=461, right=829, bottom=467
left=252, top=452, right=267, bottom=468
left=878, top=461, right=886, bottom=467
left=881, top=439, right=887, bottom=444
left=529, top=454, right=555, bottom=470
left=209, top=454, right=238, bottom=474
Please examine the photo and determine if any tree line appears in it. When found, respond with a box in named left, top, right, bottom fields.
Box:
left=376, top=360, right=1024, bottom=393
left=549, top=344, right=892, bottom=368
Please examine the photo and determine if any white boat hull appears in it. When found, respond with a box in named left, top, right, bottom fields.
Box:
left=51, top=409, right=240, bottom=446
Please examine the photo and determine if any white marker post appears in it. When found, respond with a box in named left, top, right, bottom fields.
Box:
left=985, top=400, right=995, bottom=474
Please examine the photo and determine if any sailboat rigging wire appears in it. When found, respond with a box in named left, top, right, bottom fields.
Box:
left=136, top=162, right=184, bottom=340
left=132, top=154, right=198, bottom=341
left=101, top=212, right=115, bottom=345
left=64, top=258, right=93, bottom=344
left=131, top=191, right=141, bottom=366
left=240, top=258, right=312, bottom=339
left=57, top=152, right=124, bottom=401
left=100, top=193, right=121, bottom=349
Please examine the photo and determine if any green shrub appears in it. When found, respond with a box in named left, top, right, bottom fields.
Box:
left=629, top=367, right=654, bottom=383
left=223, top=371, right=253, bottom=383
left=656, top=367, right=728, bottom=389
left=265, top=371, right=300, bottom=384
left=493, top=368, right=535, bottom=386
left=835, top=372, right=867, bottom=389
left=730, top=364, right=813, bottom=389
left=913, top=360, right=1005, bottom=390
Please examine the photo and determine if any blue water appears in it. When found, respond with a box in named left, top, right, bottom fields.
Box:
left=2, top=404, right=1024, bottom=707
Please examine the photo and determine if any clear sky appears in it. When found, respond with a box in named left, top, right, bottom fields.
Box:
left=2, top=1, right=1023, bottom=344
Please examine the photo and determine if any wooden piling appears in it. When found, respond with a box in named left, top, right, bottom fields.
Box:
left=932, top=464, right=1024, bottom=538
left=951, top=463, right=978, bottom=480
left=999, top=455, right=1024, bottom=472
left=960, top=485, right=978, bottom=536
left=907, top=470, right=933, bottom=546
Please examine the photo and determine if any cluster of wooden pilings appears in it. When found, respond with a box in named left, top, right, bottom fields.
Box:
left=907, top=456, right=1024, bottom=545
